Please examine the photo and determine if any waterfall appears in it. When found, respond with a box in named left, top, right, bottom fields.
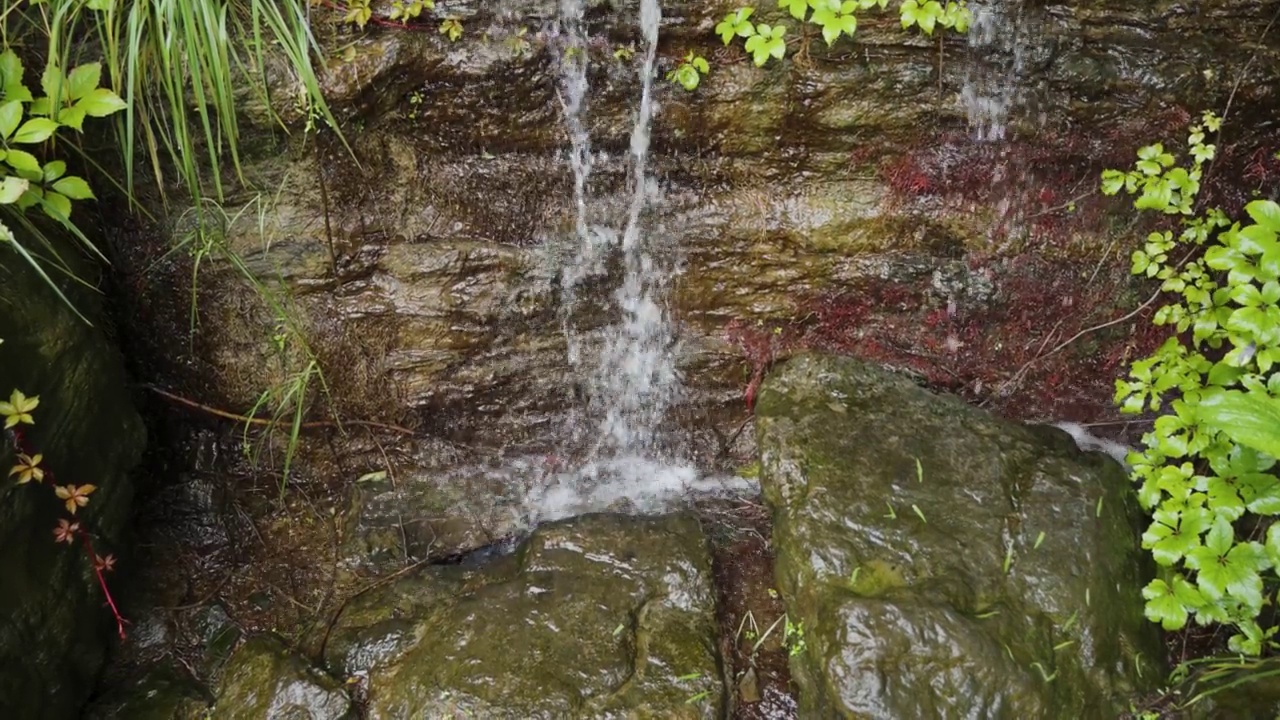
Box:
left=590, top=0, right=678, bottom=459
left=524, top=0, right=753, bottom=524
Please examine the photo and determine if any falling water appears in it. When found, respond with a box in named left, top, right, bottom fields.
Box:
left=557, top=0, right=675, bottom=460
left=589, top=0, right=678, bottom=459
left=523, top=0, right=753, bottom=523
left=960, top=0, right=1026, bottom=142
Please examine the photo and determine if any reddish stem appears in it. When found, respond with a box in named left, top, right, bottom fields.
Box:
left=80, top=532, right=128, bottom=641
left=8, top=427, right=128, bottom=640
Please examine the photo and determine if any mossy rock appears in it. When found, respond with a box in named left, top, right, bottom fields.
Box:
left=84, top=664, right=209, bottom=720
left=755, top=353, right=1163, bottom=718
left=210, top=634, right=353, bottom=720
left=324, top=512, right=723, bottom=718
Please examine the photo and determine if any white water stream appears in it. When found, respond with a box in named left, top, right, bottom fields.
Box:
left=518, top=0, right=753, bottom=525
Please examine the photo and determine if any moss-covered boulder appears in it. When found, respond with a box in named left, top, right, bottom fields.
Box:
left=210, top=634, right=353, bottom=720
left=84, top=664, right=209, bottom=720
left=324, top=512, right=723, bottom=718
left=0, top=248, right=146, bottom=716
left=754, top=353, right=1162, bottom=717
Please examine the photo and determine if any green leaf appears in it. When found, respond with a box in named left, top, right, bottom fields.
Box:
left=12, top=117, right=57, bottom=144
left=1101, top=169, right=1126, bottom=195
left=1225, top=306, right=1268, bottom=338
left=1196, top=390, right=1280, bottom=458
left=42, top=160, right=66, bottom=182
left=4, top=148, right=42, bottom=179
left=1142, top=579, right=1190, bottom=630
left=74, top=88, right=127, bottom=117
left=51, top=176, right=94, bottom=200
left=0, top=176, right=28, bottom=204
left=66, top=63, right=101, bottom=101
left=1236, top=224, right=1278, bottom=254
left=0, top=50, right=32, bottom=103
left=1247, top=200, right=1280, bottom=233
left=42, top=190, right=71, bottom=221
left=40, top=63, right=65, bottom=102
left=55, top=106, right=85, bottom=132
left=0, top=100, right=21, bottom=139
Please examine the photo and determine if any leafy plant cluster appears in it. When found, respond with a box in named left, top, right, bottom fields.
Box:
left=339, top=0, right=463, bottom=41
left=0, top=47, right=125, bottom=305
left=1109, top=110, right=1280, bottom=654
left=715, top=0, right=972, bottom=68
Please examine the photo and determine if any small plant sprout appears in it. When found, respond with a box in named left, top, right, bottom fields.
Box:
left=666, top=51, right=709, bottom=91
left=344, top=0, right=372, bottom=28
left=506, top=27, right=531, bottom=57
left=744, top=23, right=788, bottom=66
left=613, top=44, right=636, bottom=61
left=911, top=504, right=927, bottom=523
left=716, top=7, right=756, bottom=45
left=899, top=0, right=972, bottom=35
left=1034, top=531, right=1046, bottom=550
left=439, top=17, right=463, bottom=42
left=884, top=502, right=898, bottom=520
left=389, top=0, right=433, bottom=23
left=784, top=615, right=807, bottom=656
left=811, top=1, right=860, bottom=45
left=915, top=456, right=924, bottom=482
left=1003, top=544, right=1015, bottom=574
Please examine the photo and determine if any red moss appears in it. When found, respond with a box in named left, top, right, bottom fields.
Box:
left=722, top=258, right=1151, bottom=428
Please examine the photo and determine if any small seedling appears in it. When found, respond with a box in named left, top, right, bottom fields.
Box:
left=666, top=51, right=709, bottom=91
left=439, top=17, right=463, bottom=42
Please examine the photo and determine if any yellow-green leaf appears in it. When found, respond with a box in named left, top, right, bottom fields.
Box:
left=4, top=148, right=42, bottom=179
left=75, top=88, right=127, bottom=117
left=42, top=188, right=72, bottom=219
left=1197, top=390, right=1280, bottom=458
left=42, top=190, right=71, bottom=221
left=42, top=160, right=66, bottom=182
left=0, top=100, right=21, bottom=139
left=51, top=176, right=93, bottom=200
left=56, top=106, right=85, bottom=131
left=40, top=63, right=66, bottom=102
left=12, top=117, right=58, bottom=144
left=0, top=176, right=29, bottom=204
left=0, top=50, right=32, bottom=102
left=66, top=63, right=101, bottom=101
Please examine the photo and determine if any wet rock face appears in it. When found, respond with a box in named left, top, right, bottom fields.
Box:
left=149, top=0, right=1280, bottom=442
left=754, top=353, right=1162, bottom=718
left=0, top=248, right=146, bottom=716
left=116, top=0, right=1280, bottom=592
left=323, top=512, right=723, bottom=718
left=210, top=635, right=354, bottom=720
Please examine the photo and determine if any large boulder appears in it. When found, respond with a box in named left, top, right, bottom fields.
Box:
left=0, top=246, right=146, bottom=717
left=754, top=353, right=1162, bottom=717
left=323, top=512, right=723, bottom=718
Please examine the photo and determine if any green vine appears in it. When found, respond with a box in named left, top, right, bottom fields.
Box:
left=1109, top=110, right=1280, bottom=654
left=714, top=0, right=972, bottom=68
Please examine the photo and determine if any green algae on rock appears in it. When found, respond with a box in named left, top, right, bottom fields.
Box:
left=754, top=353, right=1162, bottom=718
left=324, top=512, right=723, bottom=719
